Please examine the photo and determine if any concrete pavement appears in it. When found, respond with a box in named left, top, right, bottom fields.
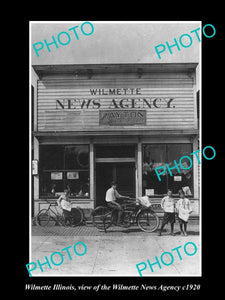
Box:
left=30, top=224, right=201, bottom=277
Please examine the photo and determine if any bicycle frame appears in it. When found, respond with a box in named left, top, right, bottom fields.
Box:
left=44, top=201, right=64, bottom=224
left=101, top=200, right=141, bottom=232
left=104, top=200, right=157, bottom=231
left=122, top=202, right=141, bottom=224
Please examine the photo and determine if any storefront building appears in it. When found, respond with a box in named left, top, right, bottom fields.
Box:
left=32, top=63, right=200, bottom=219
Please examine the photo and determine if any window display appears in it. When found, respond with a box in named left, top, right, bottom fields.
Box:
left=142, top=144, right=193, bottom=196
left=39, top=145, right=90, bottom=198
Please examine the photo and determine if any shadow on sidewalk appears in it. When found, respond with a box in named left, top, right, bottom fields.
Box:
left=105, top=228, right=200, bottom=235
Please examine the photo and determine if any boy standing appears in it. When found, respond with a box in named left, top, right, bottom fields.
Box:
left=158, top=189, right=175, bottom=236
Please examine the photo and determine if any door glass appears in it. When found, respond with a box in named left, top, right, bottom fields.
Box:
left=96, top=163, right=114, bottom=206
left=96, top=145, right=135, bottom=158
left=116, top=163, right=135, bottom=197
left=96, top=162, right=135, bottom=206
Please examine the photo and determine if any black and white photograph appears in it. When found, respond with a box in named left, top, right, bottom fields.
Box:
left=24, top=18, right=224, bottom=295
left=29, top=21, right=202, bottom=279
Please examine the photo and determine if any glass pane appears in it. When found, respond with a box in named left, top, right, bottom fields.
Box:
left=65, top=145, right=89, bottom=170
left=66, top=171, right=90, bottom=198
left=142, top=143, right=194, bottom=197
left=167, top=144, right=193, bottom=196
left=40, top=172, right=64, bottom=196
left=39, top=145, right=90, bottom=197
left=96, top=145, right=135, bottom=158
left=142, top=144, right=167, bottom=196
left=40, top=145, right=64, bottom=170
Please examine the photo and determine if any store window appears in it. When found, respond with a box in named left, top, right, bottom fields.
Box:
left=39, top=145, right=89, bottom=198
left=142, top=144, right=193, bottom=197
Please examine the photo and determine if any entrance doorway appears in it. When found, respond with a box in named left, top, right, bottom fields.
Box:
left=96, top=162, right=135, bottom=207
left=95, top=144, right=136, bottom=207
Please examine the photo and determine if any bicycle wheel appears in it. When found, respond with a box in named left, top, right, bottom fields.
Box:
left=137, top=209, right=159, bottom=232
left=36, top=209, right=51, bottom=226
left=56, top=214, right=65, bottom=226
left=71, top=207, right=84, bottom=226
left=92, top=206, right=112, bottom=230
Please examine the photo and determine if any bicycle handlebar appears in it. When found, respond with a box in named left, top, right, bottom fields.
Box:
left=122, top=197, right=138, bottom=202
left=42, top=199, right=58, bottom=206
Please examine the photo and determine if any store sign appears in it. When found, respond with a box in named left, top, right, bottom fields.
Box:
left=99, top=110, right=146, bottom=126
left=55, top=97, right=175, bottom=110
left=55, top=88, right=175, bottom=110
left=37, top=81, right=196, bottom=131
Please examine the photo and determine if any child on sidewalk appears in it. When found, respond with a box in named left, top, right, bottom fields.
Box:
left=57, top=188, right=73, bottom=226
left=158, top=189, right=175, bottom=236
left=176, top=189, right=192, bottom=236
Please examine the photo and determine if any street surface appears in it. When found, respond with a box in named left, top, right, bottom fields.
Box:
left=30, top=224, right=200, bottom=277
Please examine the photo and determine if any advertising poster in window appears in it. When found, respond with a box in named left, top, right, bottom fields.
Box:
left=51, top=172, right=63, bottom=180
left=25, top=17, right=221, bottom=297
left=67, top=172, right=79, bottom=180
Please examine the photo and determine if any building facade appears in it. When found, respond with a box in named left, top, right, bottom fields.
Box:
left=32, top=63, right=200, bottom=219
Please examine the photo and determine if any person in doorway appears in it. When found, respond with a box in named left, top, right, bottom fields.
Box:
left=105, top=181, right=129, bottom=226
left=158, top=189, right=176, bottom=236
left=57, top=188, right=73, bottom=227
left=176, top=189, right=192, bottom=236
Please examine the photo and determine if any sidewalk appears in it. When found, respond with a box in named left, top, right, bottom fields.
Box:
left=32, top=222, right=200, bottom=236
left=30, top=223, right=201, bottom=277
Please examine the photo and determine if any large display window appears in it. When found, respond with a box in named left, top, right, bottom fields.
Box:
left=39, top=145, right=90, bottom=198
left=142, top=144, right=193, bottom=197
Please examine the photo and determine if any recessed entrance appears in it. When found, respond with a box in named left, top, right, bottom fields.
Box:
left=95, top=145, right=136, bottom=207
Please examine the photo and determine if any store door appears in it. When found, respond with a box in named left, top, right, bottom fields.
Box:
left=96, top=162, right=135, bottom=207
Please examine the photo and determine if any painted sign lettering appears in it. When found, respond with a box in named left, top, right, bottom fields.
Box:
left=55, top=87, right=175, bottom=110
left=99, top=110, right=146, bottom=126
left=55, top=98, right=175, bottom=110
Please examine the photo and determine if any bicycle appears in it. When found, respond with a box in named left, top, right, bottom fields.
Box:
left=91, top=198, right=160, bottom=233
left=35, top=199, right=85, bottom=227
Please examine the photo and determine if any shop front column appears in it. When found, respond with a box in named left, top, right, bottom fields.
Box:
left=33, top=136, right=39, bottom=215
left=90, top=142, right=94, bottom=209
left=193, top=136, right=199, bottom=199
left=137, top=141, right=142, bottom=198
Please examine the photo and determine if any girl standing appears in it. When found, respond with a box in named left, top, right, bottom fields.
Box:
left=176, top=189, right=192, bottom=236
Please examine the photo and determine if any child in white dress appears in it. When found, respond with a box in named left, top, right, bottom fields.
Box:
left=176, top=189, right=192, bottom=236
